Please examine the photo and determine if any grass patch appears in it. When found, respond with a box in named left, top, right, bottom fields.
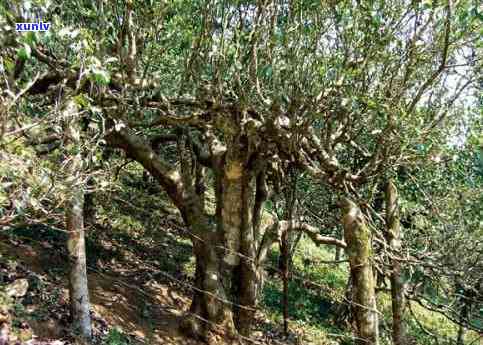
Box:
left=261, top=236, right=350, bottom=344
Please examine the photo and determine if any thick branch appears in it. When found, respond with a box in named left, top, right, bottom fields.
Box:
left=148, top=112, right=205, bottom=128
left=188, top=134, right=213, bottom=167
left=27, top=133, right=61, bottom=145
left=150, top=133, right=177, bottom=150
left=280, top=221, right=347, bottom=248
left=105, top=124, right=185, bottom=210
left=257, top=219, right=346, bottom=264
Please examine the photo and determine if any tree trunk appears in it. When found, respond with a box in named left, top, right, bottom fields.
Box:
left=281, top=227, right=290, bottom=335
left=385, top=180, right=406, bottom=345
left=456, top=321, right=465, bottom=345
left=180, top=147, right=262, bottom=340
left=335, top=244, right=342, bottom=261
left=280, top=171, right=297, bottom=336
left=237, top=169, right=260, bottom=337
left=341, top=198, right=379, bottom=345
left=63, top=100, right=92, bottom=341
left=83, top=177, right=95, bottom=227
left=67, top=190, right=92, bottom=341
left=182, top=234, right=238, bottom=340
left=456, top=289, right=468, bottom=345
left=105, top=123, right=339, bottom=341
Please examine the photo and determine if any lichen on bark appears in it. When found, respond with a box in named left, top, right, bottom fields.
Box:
left=341, top=197, right=379, bottom=345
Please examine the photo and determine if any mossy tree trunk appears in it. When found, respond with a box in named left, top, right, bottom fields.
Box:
left=279, top=169, right=297, bottom=335
left=106, top=125, right=262, bottom=339
left=341, top=198, right=379, bottom=345
left=385, top=180, right=406, bottom=345
left=106, top=120, right=347, bottom=340
left=182, top=143, right=261, bottom=339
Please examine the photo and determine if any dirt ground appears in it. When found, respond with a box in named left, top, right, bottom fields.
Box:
left=0, top=233, right=206, bottom=345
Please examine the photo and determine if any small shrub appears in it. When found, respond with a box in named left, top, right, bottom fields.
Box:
left=103, top=328, right=130, bottom=345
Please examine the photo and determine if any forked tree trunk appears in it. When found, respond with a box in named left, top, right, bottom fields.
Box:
left=64, top=100, right=92, bottom=341
left=182, top=172, right=262, bottom=340
left=341, top=198, right=379, bottom=345
left=106, top=121, right=347, bottom=341
left=385, top=180, right=406, bottom=345
left=105, top=125, right=240, bottom=340
left=178, top=137, right=261, bottom=340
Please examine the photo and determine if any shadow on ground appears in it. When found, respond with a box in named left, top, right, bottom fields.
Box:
left=0, top=224, right=200, bottom=345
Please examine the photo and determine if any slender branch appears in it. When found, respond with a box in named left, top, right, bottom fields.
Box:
left=407, top=0, right=452, bottom=113
left=282, top=221, right=347, bottom=248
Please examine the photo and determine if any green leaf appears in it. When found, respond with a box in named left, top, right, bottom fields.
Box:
left=73, top=94, right=90, bottom=108
left=24, top=32, right=37, bottom=45
left=17, top=44, right=31, bottom=61
left=4, top=58, right=14, bottom=72
left=90, top=68, right=110, bottom=86
left=262, top=65, right=273, bottom=79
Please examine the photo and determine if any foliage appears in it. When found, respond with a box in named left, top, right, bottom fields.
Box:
left=103, top=328, right=131, bottom=345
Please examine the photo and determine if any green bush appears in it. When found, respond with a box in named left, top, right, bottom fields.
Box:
left=103, top=328, right=130, bottom=345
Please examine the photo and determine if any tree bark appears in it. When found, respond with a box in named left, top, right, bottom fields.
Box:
left=456, top=310, right=466, bottom=345
left=335, top=245, right=342, bottom=261
left=106, top=124, right=346, bottom=340
left=67, top=190, right=92, bottom=341
left=64, top=100, right=92, bottom=341
left=385, top=180, right=406, bottom=345
left=456, top=282, right=469, bottom=345
left=83, top=177, right=95, bottom=227
left=341, top=198, right=379, bottom=345
left=237, top=168, right=260, bottom=336
left=280, top=171, right=297, bottom=336
left=335, top=226, right=344, bottom=261
left=281, top=226, right=290, bottom=336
